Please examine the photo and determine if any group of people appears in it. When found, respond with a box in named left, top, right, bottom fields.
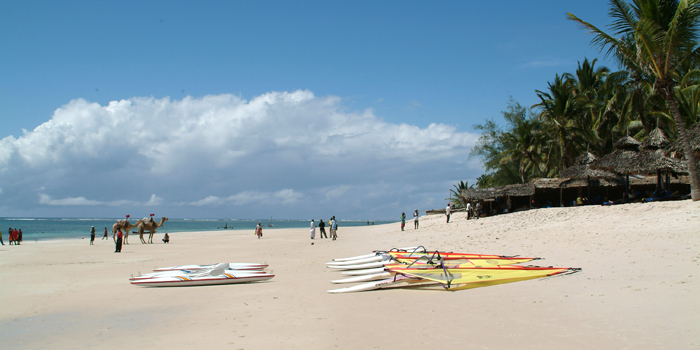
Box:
left=400, top=210, right=420, bottom=231
left=310, top=217, right=338, bottom=240
left=465, top=201, right=482, bottom=220
left=1, top=227, right=22, bottom=245
left=89, top=227, right=111, bottom=246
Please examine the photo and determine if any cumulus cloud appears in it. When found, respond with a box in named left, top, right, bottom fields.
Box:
left=0, top=90, right=481, bottom=218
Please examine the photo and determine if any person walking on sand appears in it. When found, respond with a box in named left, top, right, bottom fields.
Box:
left=446, top=203, right=451, bottom=223
left=319, top=219, right=327, bottom=239
left=16, top=229, right=22, bottom=245
left=102, top=227, right=108, bottom=240
left=400, top=212, right=406, bottom=231
left=310, top=219, right=316, bottom=239
left=90, top=226, right=95, bottom=245
left=115, top=229, right=123, bottom=253
left=413, top=209, right=419, bottom=229
left=255, top=222, right=263, bottom=239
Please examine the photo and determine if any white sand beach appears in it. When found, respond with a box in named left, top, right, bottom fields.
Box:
left=1, top=200, right=698, bottom=349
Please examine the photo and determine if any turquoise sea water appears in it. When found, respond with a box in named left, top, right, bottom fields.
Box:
left=0, top=218, right=392, bottom=242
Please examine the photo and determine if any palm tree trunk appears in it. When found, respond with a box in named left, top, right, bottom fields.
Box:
left=666, top=94, right=700, bottom=201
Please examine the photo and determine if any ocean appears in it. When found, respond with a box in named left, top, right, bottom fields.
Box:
left=0, top=218, right=392, bottom=242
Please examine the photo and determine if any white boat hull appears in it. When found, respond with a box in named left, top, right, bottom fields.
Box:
left=326, top=261, right=387, bottom=270
left=131, top=273, right=275, bottom=287
left=331, top=272, right=393, bottom=284
left=340, top=267, right=387, bottom=275
left=325, top=256, right=383, bottom=266
left=130, top=269, right=268, bottom=281
left=331, top=247, right=419, bottom=262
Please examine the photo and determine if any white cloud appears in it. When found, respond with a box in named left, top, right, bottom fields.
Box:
left=325, top=185, right=349, bottom=200
left=39, top=194, right=102, bottom=206
left=145, top=194, right=163, bottom=206
left=0, top=90, right=481, bottom=218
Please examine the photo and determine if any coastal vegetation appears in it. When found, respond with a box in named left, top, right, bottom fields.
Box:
left=469, top=0, right=700, bottom=197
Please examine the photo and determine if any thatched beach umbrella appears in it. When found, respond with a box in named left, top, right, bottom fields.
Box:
left=590, top=136, right=642, bottom=199
left=642, top=127, right=671, bottom=150
left=559, top=152, right=619, bottom=202
left=640, top=128, right=686, bottom=192
left=594, top=132, right=686, bottom=196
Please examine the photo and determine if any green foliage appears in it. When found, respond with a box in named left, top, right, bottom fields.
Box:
left=567, top=0, right=700, bottom=197
left=469, top=1, right=700, bottom=190
left=445, top=180, right=474, bottom=208
left=470, top=98, right=543, bottom=187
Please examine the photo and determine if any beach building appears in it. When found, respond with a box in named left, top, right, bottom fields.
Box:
left=456, top=174, right=691, bottom=216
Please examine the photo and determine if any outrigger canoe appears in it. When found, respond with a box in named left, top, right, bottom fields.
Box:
left=130, top=269, right=269, bottom=281
left=153, top=262, right=267, bottom=272
left=131, top=271, right=275, bottom=287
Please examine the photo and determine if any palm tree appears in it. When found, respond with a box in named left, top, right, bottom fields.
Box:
left=499, top=117, right=546, bottom=183
left=446, top=181, right=473, bottom=208
left=534, top=74, right=587, bottom=172
left=676, top=69, right=700, bottom=124
left=568, top=0, right=700, bottom=200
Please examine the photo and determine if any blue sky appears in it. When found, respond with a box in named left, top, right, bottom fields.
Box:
left=0, top=1, right=616, bottom=219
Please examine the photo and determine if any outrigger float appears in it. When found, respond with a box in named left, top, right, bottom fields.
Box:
left=326, top=246, right=580, bottom=293
left=131, top=262, right=274, bottom=287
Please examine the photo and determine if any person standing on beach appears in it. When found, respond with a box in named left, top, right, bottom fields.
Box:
left=413, top=210, right=419, bottom=229
left=330, top=217, right=338, bottom=240
left=102, top=227, right=108, bottom=240
left=90, top=226, right=95, bottom=245
left=17, top=229, right=22, bottom=245
left=115, top=229, right=123, bottom=253
left=310, top=219, right=316, bottom=239
left=466, top=202, right=472, bottom=220
left=446, top=203, right=451, bottom=223
left=0, top=228, right=4, bottom=245
left=256, top=222, right=263, bottom=239
left=319, top=219, right=327, bottom=239
left=400, top=212, right=406, bottom=231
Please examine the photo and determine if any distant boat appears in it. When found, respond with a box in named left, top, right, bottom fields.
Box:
left=218, top=219, right=233, bottom=229
left=266, top=217, right=276, bottom=227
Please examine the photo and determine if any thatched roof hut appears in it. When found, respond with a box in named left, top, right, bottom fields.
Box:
left=532, top=177, right=623, bottom=189
left=461, top=183, right=534, bottom=202
left=615, top=135, right=642, bottom=151
left=590, top=148, right=639, bottom=174
left=594, top=149, right=686, bottom=175
left=559, top=152, right=618, bottom=179
left=589, top=135, right=684, bottom=175
left=642, top=128, right=670, bottom=150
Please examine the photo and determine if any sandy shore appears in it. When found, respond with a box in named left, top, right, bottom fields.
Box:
left=1, top=200, right=698, bottom=349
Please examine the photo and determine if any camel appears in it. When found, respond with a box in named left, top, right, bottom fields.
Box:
left=138, top=216, right=168, bottom=244
left=112, top=219, right=143, bottom=245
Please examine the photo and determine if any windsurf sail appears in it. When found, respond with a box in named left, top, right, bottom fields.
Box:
left=387, top=265, right=580, bottom=291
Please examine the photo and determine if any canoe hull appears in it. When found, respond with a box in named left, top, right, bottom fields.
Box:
left=131, top=274, right=275, bottom=287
